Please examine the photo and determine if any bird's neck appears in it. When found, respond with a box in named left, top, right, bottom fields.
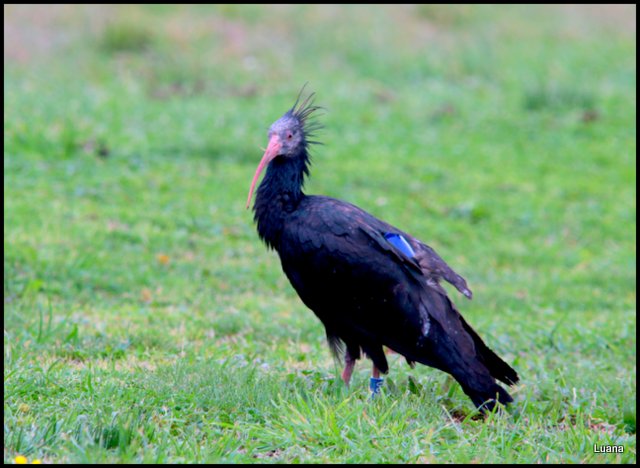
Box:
left=253, top=150, right=309, bottom=249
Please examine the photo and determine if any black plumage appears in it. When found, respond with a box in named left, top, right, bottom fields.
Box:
left=246, top=92, right=519, bottom=411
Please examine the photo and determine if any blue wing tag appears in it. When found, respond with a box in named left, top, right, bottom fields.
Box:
left=384, top=232, right=416, bottom=258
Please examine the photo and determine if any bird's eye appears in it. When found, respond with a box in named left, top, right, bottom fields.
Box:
left=287, top=132, right=293, bottom=140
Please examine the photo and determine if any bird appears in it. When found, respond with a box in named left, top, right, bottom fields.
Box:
left=246, top=90, right=519, bottom=412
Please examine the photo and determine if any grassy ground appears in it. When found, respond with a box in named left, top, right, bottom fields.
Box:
left=4, top=4, right=636, bottom=463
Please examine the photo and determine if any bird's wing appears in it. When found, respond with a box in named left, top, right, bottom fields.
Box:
left=296, top=196, right=473, bottom=299
left=284, top=196, right=478, bottom=354
left=285, top=196, right=470, bottom=324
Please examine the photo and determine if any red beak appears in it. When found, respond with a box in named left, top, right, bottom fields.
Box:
left=246, top=135, right=282, bottom=209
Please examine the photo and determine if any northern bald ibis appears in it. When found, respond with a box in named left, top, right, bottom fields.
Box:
left=246, top=91, right=519, bottom=411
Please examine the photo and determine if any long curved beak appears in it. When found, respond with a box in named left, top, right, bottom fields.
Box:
left=246, top=135, right=282, bottom=209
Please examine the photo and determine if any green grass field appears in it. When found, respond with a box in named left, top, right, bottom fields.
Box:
left=4, top=4, right=636, bottom=463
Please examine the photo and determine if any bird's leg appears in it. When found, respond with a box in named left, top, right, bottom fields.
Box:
left=370, top=365, right=384, bottom=396
left=341, top=351, right=356, bottom=387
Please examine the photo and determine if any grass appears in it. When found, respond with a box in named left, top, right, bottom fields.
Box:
left=4, top=4, right=636, bottom=464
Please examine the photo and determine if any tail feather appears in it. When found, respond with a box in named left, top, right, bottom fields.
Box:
left=410, top=290, right=519, bottom=412
left=458, top=315, right=519, bottom=386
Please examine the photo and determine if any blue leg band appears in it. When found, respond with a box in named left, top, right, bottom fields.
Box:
left=370, top=377, right=384, bottom=396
